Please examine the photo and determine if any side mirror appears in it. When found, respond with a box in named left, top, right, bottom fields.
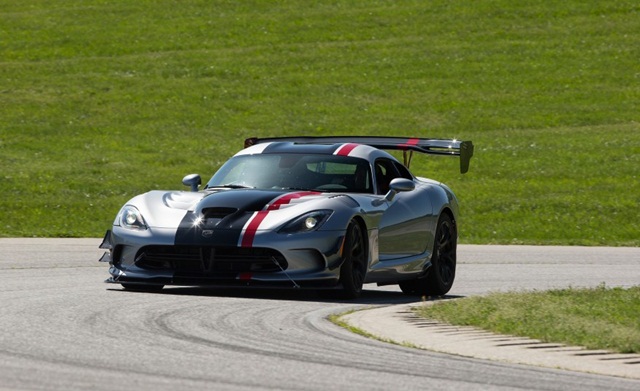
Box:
left=385, top=178, right=415, bottom=202
left=182, top=174, right=201, bottom=192
left=389, top=178, right=415, bottom=192
left=373, top=178, right=415, bottom=206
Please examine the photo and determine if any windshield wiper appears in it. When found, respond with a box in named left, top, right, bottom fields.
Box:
left=206, top=183, right=255, bottom=189
left=279, top=186, right=327, bottom=192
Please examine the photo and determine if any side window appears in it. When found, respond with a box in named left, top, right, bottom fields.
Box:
left=374, top=159, right=401, bottom=194
left=393, top=161, right=413, bottom=180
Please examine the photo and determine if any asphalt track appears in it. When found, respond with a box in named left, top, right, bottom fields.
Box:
left=0, top=239, right=638, bottom=390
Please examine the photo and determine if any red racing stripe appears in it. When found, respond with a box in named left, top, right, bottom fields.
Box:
left=240, top=210, right=269, bottom=247
left=398, top=138, right=420, bottom=150
left=239, top=191, right=320, bottom=247
left=237, top=272, right=253, bottom=281
left=334, top=143, right=359, bottom=156
left=266, top=191, right=318, bottom=210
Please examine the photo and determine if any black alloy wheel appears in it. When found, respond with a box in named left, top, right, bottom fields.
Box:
left=338, top=220, right=367, bottom=299
left=399, top=213, right=457, bottom=296
left=426, top=213, right=457, bottom=295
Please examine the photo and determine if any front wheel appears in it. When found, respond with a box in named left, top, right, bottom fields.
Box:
left=399, top=213, right=457, bottom=296
left=337, top=220, right=367, bottom=299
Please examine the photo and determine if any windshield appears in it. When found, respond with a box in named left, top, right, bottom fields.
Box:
left=206, top=153, right=373, bottom=193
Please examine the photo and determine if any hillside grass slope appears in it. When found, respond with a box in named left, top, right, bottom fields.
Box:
left=1, top=0, right=638, bottom=244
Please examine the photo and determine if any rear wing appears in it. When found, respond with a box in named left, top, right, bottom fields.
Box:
left=244, top=136, right=474, bottom=174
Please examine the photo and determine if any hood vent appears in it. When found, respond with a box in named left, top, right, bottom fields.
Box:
left=201, top=207, right=238, bottom=229
left=203, top=207, right=238, bottom=218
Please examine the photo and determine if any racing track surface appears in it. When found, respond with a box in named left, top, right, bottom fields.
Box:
left=0, top=239, right=639, bottom=390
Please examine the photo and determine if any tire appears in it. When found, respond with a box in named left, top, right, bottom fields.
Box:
left=337, top=220, right=367, bottom=299
left=399, top=213, right=457, bottom=296
left=121, top=283, right=164, bottom=292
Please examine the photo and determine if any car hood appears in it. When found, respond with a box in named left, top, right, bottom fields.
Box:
left=161, top=189, right=295, bottom=212
left=127, top=188, right=347, bottom=230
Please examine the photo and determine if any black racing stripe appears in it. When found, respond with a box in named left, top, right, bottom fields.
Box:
left=175, top=211, right=251, bottom=246
left=199, top=189, right=282, bottom=212
left=260, top=142, right=343, bottom=155
left=174, top=189, right=287, bottom=246
left=174, top=212, right=203, bottom=245
left=260, top=142, right=280, bottom=154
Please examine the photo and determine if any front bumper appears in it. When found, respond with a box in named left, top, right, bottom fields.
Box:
left=99, top=227, right=346, bottom=288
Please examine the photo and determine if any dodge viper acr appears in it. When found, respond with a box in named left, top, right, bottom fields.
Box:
left=99, top=136, right=473, bottom=298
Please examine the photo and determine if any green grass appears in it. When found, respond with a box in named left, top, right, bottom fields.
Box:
left=329, top=311, right=419, bottom=349
left=1, top=0, right=639, bottom=243
left=415, top=285, right=640, bottom=353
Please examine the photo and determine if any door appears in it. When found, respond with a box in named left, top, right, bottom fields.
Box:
left=376, top=159, right=433, bottom=260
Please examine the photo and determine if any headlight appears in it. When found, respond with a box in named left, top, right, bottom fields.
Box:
left=279, top=210, right=332, bottom=234
left=117, top=205, right=148, bottom=230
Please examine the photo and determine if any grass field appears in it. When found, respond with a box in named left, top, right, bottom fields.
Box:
left=416, top=285, right=640, bottom=353
left=1, top=0, right=639, bottom=244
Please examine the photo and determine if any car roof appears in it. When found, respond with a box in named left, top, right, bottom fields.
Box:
left=235, top=141, right=398, bottom=162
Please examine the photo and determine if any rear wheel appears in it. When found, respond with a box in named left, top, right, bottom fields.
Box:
left=337, top=220, right=367, bottom=299
left=399, top=213, right=457, bottom=296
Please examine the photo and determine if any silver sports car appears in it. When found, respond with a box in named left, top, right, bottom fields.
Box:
left=99, top=136, right=473, bottom=298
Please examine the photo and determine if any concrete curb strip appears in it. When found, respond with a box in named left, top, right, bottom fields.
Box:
left=341, top=302, right=640, bottom=380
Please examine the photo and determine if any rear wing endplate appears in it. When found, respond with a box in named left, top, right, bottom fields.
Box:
left=244, top=136, right=474, bottom=174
